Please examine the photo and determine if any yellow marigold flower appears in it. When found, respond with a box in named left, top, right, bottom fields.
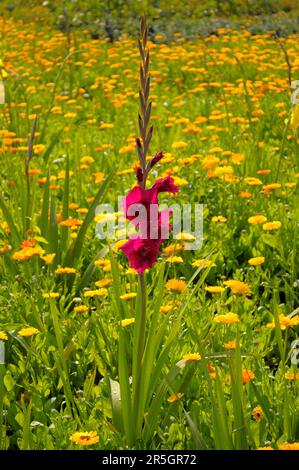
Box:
left=183, top=353, right=201, bottom=362
left=0, top=332, right=8, bottom=341
left=211, top=215, right=227, bottom=223
left=18, top=327, right=39, bottom=337
left=55, top=267, right=76, bottom=275
left=263, top=183, right=281, bottom=192
left=242, top=369, right=255, bottom=384
left=80, top=156, right=95, bottom=164
left=192, top=259, right=215, bottom=269
left=167, top=392, right=184, bottom=403
left=42, top=292, right=60, bottom=299
left=239, top=191, right=252, bottom=199
left=205, top=286, right=225, bottom=294
left=12, top=246, right=45, bottom=261
left=256, top=446, right=274, bottom=450
left=120, top=293, right=137, bottom=301
left=248, top=256, right=265, bottom=266
left=121, top=318, right=135, bottom=327
left=160, top=301, right=175, bottom=314
left=248, top=215, right=267, bottom=225
left=126, top=267, right=139, bottom=275
left=244, top=177, right=263, bottom=186
left=177, top=232, right=196, bottom=241
left=266, top=314, right=299, bottom=330
left=279, top=442, right=299, bottom=450
left=166, top=279, right=187, bottom=294
left=224, top=280, right=250, bottom=296
left=166, top=256, right=183, bottom=264
left=84, top=289, right=107, bottom=298
left=74, top=305, right=88, bottom=314
left=95, top=278, right=112, bottom=288
left=214, top=313, right=240, bottom=324
left=252, top=406, right=264, bottom=421
left=70, top=431, right=99, bottom=446
left=223, top=340, right=236, bottom=350
left=172, top=140, right=187, bottom=149
left=262, top=221, right=281, bottom=231
left=40, top=253, right=56, bottom=265
left=162, top=243, right=184, bottom=257
left=284, top=372, right=299, bottom=380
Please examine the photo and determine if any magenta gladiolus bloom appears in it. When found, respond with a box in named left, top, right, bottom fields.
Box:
left=120, top=176, right=179, bottom=273
left=120, top=237, right=162, bottom=273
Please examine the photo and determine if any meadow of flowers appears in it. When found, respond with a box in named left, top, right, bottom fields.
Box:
left=0, top=4, right=299, bottom=452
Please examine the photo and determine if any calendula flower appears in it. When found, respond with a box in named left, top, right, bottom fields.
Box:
left=121, top=318, right=135, bottom=327
left=74, top=305, right=88, bottom=314
left=211, top=215, right=227, bottom=223
left=266, top=314, right=299, bottom=330
left=183, top=353, right=201, bottom=362
left=242, top=369, right=255, bottom=384
left=252, top=406, right=264, bottom=421
left=284, top=372, right=299, bottom=380
left=42, top=292, right=60, bottom=299
left=120, top=293, right=137, bottom=301
left=166, top=279, right=187, bottom=294
left=70, top=431, right=99, bottom=446
left=192, top=259, right=215, bottom=269
left=40, top=253, right=56, bottom=265
left=214, top=313, right=240, bottom=324
left=55, top=267, right=76, bottom=275
left=160, top=301, right=175, bottom=314
left=18, top=327, right=39, bottom=337
left=248, top=215, right=267, bottom=225
left=0, top=332, right=8, bottom=341
left=223, top=340, right=236, bottom=350
left=248, top=256, right=265, bottom=266
left=205, top=286, right=225, bottom=294
left=256, top=446, right=274, bottom=450
left=95, top=278, right=112, bottom=288
left=166, top=256, right=183, bottom=264
left=279, top=442, right=299, bottom=450
left=262, top=221, right=281, bottom=231
left=224, top=280, right=250, bottom=296
left=167, top=392, right=184, bottom=403
left=84, top=289, right=107, bottom=298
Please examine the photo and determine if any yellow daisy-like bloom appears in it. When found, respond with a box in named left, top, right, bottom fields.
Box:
left=214, top=313, right=240, bottom=325
left=248, top=256, right=265, bottom=266
left=252, top=405, right=264, bottom=421
left=224, top=280, right=250, bottom=296
left=248, top=215, right=267, bottom=225
left=84, top=288, right=107, bottom=298
left=121, top=318, right=135, bottom=327
left=70, top=431, right=99, bottom=446
left=167, top=392, right=184, bottom=403
left=95, top=278, right=112, bottom=288
left=172, top=140, right=187, bottom=149
left=183, top=353, right=201, bottom=362
left=55, top=267, right=76, bottom=275
left=262, top=221, right=281, bottom=231
left=40, top=253, right=56, bottom=265
left=162, top=243, right=184, bottom=257
left=0, top=331, right=8, bottom=341
left=223, top=340, right=236, bottom=350
left=160, top=301, right=175, bottom=314
left=120, top=293, right=137, bottom=301
left=18, top=327, right=39, bottom=337
left=266, top=314, right=299, bottom=330
left=74, top=305, right=88, bottom=314
left=279, top=442, right=299, bottom=450
left=166, top=256, right=183, bottom=264
left=256, top=446, right=274, bottom=450
left=192, top=259, right=215, bottom=269
left=284, top=372, right=299, bottom=380
left=242, top=369, right=255, bottom=384
left=211, top=215, right=227, bottom=223
left=177, top=232, right=196, bottom=241
left=126, top=267, right=139, bottom=275
left=165, top=279, right=187, bottom=294
left=205, top=286, right=225, bottom=294
left=244, top=177, right=263, bottom=186
left=42, top=292, right=60, bottom=299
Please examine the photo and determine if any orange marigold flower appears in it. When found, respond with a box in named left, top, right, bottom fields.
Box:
left=279, top=442, right=299, bottom=450
left=70, top=431, right=99, bottom=446
left=224, top=280, right=250, bottom=296
left=242, top=369, right=255, bottom=384
left=166, top=279, right=187, bottom=294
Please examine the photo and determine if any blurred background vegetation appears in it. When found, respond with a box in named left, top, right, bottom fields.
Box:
left=0, top=0, right=299, bottom=40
